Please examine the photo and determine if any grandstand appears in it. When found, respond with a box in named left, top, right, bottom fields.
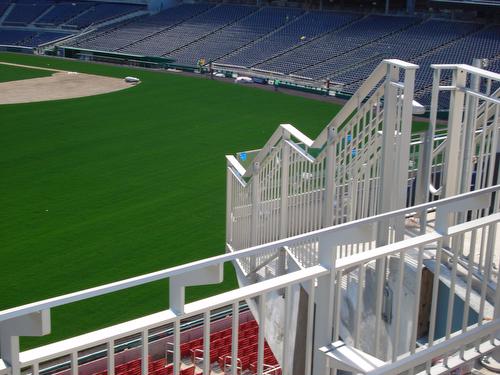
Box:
left=0, top=0, right=146, bottom=48
left=53, top=2, right=499, bottom=106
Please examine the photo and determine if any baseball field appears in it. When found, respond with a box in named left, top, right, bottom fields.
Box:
left=0, top=52, right=340, bottom=349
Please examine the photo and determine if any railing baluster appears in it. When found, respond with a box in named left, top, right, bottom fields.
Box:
left=203, top=311, right=210, bottom=375
left=107, top=341, right=115, bottom=375
left=305, top=279, right=315, bottom=375
left=354, top=264, right=365, bottom=347
left=231, top=302, right=239, bottom=375
left=173, top=319, right=180, bottom=375
left=392, top=250, right=405, bottom=362
left=70, top=352, right=78, bottom=375
left=427, top=238, right=443, bottom=372
left=257, top=294, right=266, bottom=375
left=141, top=330, right=148, bottom=375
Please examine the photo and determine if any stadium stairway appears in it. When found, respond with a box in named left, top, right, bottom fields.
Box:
left=29, top=4, right=56, bottom=27
left=0, top=3, right=15, bottom=25
left=61, top=7, right=95, bottom=29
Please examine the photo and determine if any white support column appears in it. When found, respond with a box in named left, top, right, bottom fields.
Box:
left=323, top=126, right=336, bottom=228
left=169, top=265, right=223, bottom=314
left=0, top=310, right=51, bottom=375
left=280, top=133, right=290, bottom=239
left=0, top=336, right=20, bottom=375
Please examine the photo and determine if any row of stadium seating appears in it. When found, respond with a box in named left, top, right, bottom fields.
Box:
left=86, top=320, right=279, bottom=375
left=120, top=4, right=257, bottom=57
left=252, top=14, right=418, bottom=74
left=0, top=0, right=144, bottom=29
left=70, top=4, right=214, bottom=52
left=0, top=27, right=69, bottom=46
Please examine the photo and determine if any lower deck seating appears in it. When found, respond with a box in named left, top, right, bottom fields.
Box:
left=0, top=27, right=69, bottom=46
left=89, top=320, right=279, bottom=375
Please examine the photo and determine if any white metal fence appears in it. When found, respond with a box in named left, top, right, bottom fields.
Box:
left=226, top=59, right=419, bottom=254
left=0, top=185, right=498, bottom=375
left=226, top=61, right=500, bottom=281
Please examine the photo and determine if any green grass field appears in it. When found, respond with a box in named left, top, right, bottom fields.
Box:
left=0, top=62, right=53, bottom=83
left=0, top=53, right=340, bottom=349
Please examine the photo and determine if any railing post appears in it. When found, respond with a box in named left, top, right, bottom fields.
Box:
left=280, top=132, right=290, bottom=239
left=323, top=126, right=336, bottom=228
left=394, top=65, right=417, bottom=240
left=226, top=160, right=233, bottom=248
left=0, top=335, right=20, bottom=375
left=460, top=60, right=481, bottom=195
left=250, top=161, right=260, bottom=248
left=377, top=62, right=400, bottom=222
left=107, top=341, right=115, bottom=375
left=415, top=126, right=433, bottom=203
left=312, top=234, right=336, bottom=375
left=442, top=67, right=467, bottom=199
left=0, top=310, right=50, bottom=375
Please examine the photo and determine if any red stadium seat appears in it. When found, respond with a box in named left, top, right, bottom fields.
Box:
left=180, top=366, right=195, bottom=375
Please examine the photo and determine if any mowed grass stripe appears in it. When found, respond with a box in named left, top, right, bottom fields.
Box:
left=0, top=62, right=54, bottom=83
left=0, top=53, right=339, bottom=349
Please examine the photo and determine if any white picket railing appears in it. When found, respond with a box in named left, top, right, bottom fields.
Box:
left=0, top=185, right=498, bottom=375
left=227, top=62, right=500, bottom=280
left=226, top=59, right=418, bottom=253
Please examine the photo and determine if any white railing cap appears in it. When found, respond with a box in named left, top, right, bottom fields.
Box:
left=1, top=185, right=498, bottom=324
left=384, top=59, right=419, bottom=69
left=431, top=63, right=500, bottom=81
